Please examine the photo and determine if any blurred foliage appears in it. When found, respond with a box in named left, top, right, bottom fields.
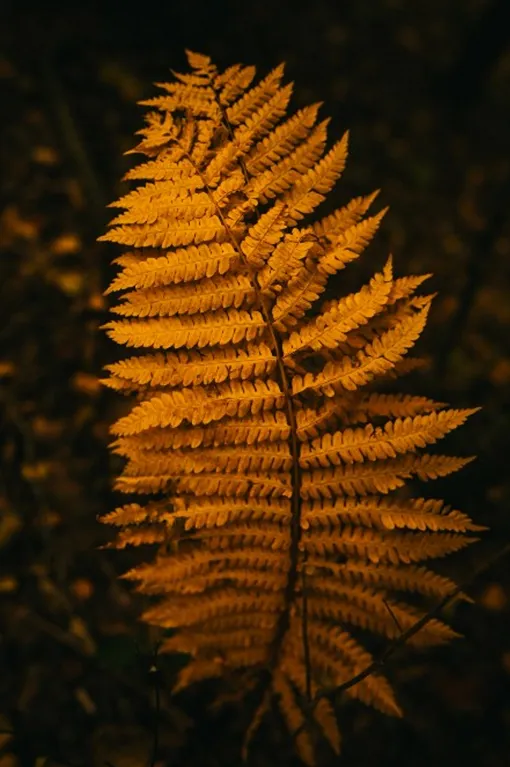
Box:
left=0, top=0, right=509, bottom=765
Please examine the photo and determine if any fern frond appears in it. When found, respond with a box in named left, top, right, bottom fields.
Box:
left=342, top=392, right=445, bottom=423
left=300, top=453, right=474, bottom=499
left=272, top=258, right=329, bottom=331
left=101, top=214, right=226, bottom=249
left=107, top=189, right=216, bottom=227
left=293, top=304, right=430, bottom=396
left=121, top=443, right=292, bottom=476
left=176, top=495, right=291, bottom=529
left=103, top=308, right=266, bottom=349
left=100, top=52, right=482, bottom=767
left=245, top=103, right=321, bottom=175
left=153, top=470, right=292, bottom=498
left=283, top=132, right=349, bottom=222
left=104, top=342, right=276, bottom=388
left=308, top=558, right=467, bottom=601
left=185, top=49, right=215, bottom=71
left=283, top=258, right=393, bottom=356
left=140, top=87, right=219, bottom=119
left=240, top=200, right=287, bottom=267
left=110, top=273, right=257, bottom=318
left=124, top=548, right=290, bottom=588
left=205, top=84, right=294, bottom=186
left=142, top=588, right=283, bottom=628
left=104, top=243, right=239, bottom=293
left=112, top=411, right=290, bottom=455
left=301, top=496, right=483, bottom=534
left=317, top=208, right=388, bottom=275
left=246, top=119, right=329, bottom=204
left=111, top=379, right=285, bottom=435
left=257, top=228, right=316, bottom=292
left=303, top=584, right=458, bottom=644
left=217, top=64, right=256, bottom=105
left=226, top=63, right=286, bottom=125
left=299, top=408, right=478, bottom=468
left=273, top=670, right=316, bottom=767
left=302, top=525, right=477, bottom=563
left=313, top=190, right=380, bottom=238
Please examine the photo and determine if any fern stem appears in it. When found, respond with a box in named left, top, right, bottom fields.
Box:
left=185, top=90, right=312, bottom=698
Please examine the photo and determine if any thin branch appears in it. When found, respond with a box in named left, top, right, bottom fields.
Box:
left=291, top=540, right=510, bottom=742
left=37, top=55, right=108, bottom=220
left=301, top=567, right=313, bottom=702
left=148, top=643, right=162, bottom=767
left=382, top=598, right=403, bottom=633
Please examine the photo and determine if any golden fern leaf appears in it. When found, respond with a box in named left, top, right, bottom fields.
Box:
left=257, top=227, right=316, bottom=291
left=301, top=453, right=474, bottom=500
left=240, top=200, right=288, bottom=267
left=313, top=189, right=380, bottom=238
left=111, top=411, right=290, bottom=456
left=100, top=52, right=482, bottom=766
left=226, top=62, right=286, bottom=125
left=272, top=669, right=316, bottom=767
left=217, top=64, right=256, bottom=105
left=245, top=103, right=321, bottom=175
left=110, top=273, right=257, bottom=318
left=342, top=392, right=445, bottom=424
left=299, top=408, right=479, bottom=468
left=309, top=558, right=469, bottom=601
left=246, top=118, right=330, bottom=204
left=293, top=303, right=431, bottom=396
left=283, top=257, right=393, bottom=356
left=284, top=132, right=349, bottom=223
left=104, top=243, right=240, bottom=293
left=103, top=308, right=266, bottom=349
left=300, top=495, right=483, bottom=534
left=112, top=379, right=285, bottom=436
left=271, top=257, right=329, bottom=331
left=104, top=342, right=276, bottom=389
left=317, top=208, right=388, bottom=276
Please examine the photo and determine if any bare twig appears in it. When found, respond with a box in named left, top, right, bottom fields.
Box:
left=291, top=540, right=510, bottom=742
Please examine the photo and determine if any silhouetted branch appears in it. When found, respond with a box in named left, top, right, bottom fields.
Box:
left=292, top=540, right=510, bottom=743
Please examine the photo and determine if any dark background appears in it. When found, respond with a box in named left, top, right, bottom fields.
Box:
left=0, top=0, right=509, bottom=765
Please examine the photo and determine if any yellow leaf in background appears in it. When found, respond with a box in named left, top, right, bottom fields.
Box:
left=0, top=57, right=15, bottom=78
left=0, top=511, right=21, bottom=547
left=70, top=578, right=94, bottom=601
left=50, top=270, right=84, bottom=296
left=100, top=61, right=144, bottom=102
left=68, top=616, right=96, bottom=656
left=31, top=416, right=64, bottom=439
left=0, top=577, right=17, bottom=593
left=32, top=146, right=59, bottom=165
left=74, top=687, right=97, bottom=715
left=0, top=206, right=39, bottom=244
left=490, top=358, right=510, bottom=386
left=0, top=361, right=15, bottom=377
left=481, top=583, right=507, bottom=612
left=50, top=233, right=81, bottom=255
left=36, top=510, right=61, bottom=528
left=91, top=725, right=153, bottom=767
left=0, top=755, right=18, bottom=767
left=87, top=292, right=106, bottom=311
left=72, top=372, right=102, bottom=396
left=21, top=462, right=53, bottom=481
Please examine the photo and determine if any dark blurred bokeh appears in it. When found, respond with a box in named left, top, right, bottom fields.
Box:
left=0, top=1, right=509, bottom=765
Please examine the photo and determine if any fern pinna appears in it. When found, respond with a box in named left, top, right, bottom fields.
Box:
left=100, top=50, right=481, bottom=764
